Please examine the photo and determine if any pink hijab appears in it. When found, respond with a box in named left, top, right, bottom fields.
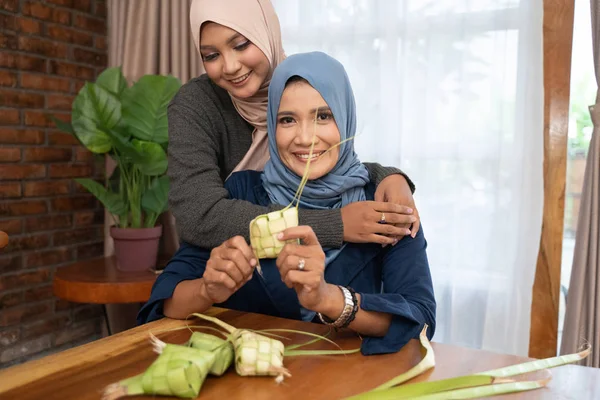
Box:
left=190, top=0, right=286, bottom=172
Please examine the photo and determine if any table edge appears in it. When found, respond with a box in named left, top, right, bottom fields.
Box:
left=0, top=309, right=227, bottom=393
left=52, top=276, right=155, bottom=304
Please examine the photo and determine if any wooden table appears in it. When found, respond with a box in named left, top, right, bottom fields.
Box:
left=52, top=256, right=158, bottom=334
left=52, top=256, right=157, bottom=304
left=0, top=308, right=598, bottom=400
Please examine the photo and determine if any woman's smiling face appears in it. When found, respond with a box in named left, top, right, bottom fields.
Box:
left=275, top=79, right=341, bottom=180
left=199, top=22, right=270, bottom=98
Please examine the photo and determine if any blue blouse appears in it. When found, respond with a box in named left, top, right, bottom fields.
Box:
left=137, top=171, right=436, bottom=355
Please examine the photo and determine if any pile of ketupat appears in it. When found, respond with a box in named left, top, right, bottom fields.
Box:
left=103, top=315, right=591, bottom=400
left=102, top=313, right=357, bottom=400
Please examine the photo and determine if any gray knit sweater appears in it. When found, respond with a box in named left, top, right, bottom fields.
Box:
left=167, top=74, right=414, bottom=249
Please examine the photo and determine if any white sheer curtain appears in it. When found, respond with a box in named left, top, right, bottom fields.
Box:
left=272, top=0, right=544, bottom=356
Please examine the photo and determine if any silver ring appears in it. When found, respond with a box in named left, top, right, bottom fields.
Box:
left=297, top=258, right=305, bottom=271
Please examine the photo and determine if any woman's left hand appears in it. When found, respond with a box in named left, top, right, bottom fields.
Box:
left=276, top=226, right=330, bottom=311
left=375, top=174, right=420, bottom=238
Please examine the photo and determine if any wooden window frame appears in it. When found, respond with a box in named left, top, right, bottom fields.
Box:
left=529, top=0, right=576, bottom=359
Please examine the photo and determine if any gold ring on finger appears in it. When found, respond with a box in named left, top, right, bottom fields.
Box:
left=380, top=212, right=386, bottom=224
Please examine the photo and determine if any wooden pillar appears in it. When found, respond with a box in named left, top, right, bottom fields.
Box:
left=529, top=0, right=576, bottom=359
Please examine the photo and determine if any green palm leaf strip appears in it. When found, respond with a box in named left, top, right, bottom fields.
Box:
left=406, top=378, right=550, bottom=400
left=477, top=346, right=591, bottom=377
left=285, top=347, right=361, bottom=356
left=372, top=324, right=435, bottom=391
left=285, top=329, right=332, bottom=350
left=347, top=343, right=591, bottom=400
left=346, top=375, right=510, bottom=400
left=148, top=324, right=227, bottom=338
left=259, top=328, right=359, bottom=355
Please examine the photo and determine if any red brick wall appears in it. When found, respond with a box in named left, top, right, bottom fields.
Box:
left=0, top=0, right=107, bottom=367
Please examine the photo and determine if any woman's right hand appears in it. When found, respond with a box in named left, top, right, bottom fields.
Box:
left=203, top=236, right=257, bottom=304
left=340, top=201, right=417, bottom=245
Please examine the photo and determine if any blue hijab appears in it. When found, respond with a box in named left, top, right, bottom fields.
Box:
left=262, top=51, right=369, bottom=213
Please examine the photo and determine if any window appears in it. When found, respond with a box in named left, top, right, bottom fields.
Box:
left=273, top=0, right=544, bottom=355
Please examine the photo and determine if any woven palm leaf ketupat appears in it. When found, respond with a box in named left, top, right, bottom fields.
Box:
left=102, top=344, right=216, bottom=399
left=192, top=313, right=291, bottom=379
left=185, top=331, right=234, bottom=376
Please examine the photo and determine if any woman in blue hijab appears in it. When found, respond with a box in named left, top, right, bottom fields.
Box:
left=138, top=52, right=436, bottom=355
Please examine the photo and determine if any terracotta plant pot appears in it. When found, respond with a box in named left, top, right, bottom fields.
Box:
left=110, top=225, right=163, bottom=272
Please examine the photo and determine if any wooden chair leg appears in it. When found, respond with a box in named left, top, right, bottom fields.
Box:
left=104, top=303, right=142, bottom=335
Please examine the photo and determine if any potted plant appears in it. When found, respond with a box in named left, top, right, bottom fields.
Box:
left=53, top=67, right=181, bottom=272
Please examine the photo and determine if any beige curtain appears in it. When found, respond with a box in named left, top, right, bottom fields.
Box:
left=560, top=1, right=600, bottom=367
left=105, top=0, right=204, bottom=261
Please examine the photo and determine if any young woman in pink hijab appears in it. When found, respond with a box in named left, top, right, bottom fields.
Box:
left=168, top=0, right=420, bottom=251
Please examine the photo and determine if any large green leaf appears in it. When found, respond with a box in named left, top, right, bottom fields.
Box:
left=142, top=176, right=170, bottom=215
left=72, top=82, right=121, bottom=154
left=122, top=75, right=181, bottom=144
left=104, top=127, right=141, bottom=165
left=75, top=178, right=127, bottom=216
left=49, top=116, right=87, bottom=149
left=103, top=129, right=166, bottom=177
left=132, top=139, right=167, bottom=176
left=50, top=116, right=75, bottom=135
left=96, top=67, right=128, bottom=98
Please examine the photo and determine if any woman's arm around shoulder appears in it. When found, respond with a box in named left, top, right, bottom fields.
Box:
left=363, top=162, right=416, bottom=193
